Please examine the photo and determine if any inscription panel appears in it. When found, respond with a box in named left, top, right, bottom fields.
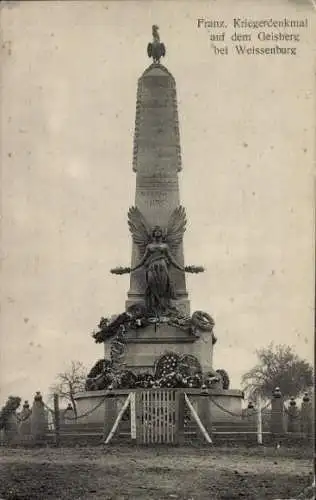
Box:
left=136, top=145, right=180, bottom=158
left=137, top=177, right=178, bottom=189
left=142, top=76, right=174, bottom=89
left=137, top=190, right=172, bottom=210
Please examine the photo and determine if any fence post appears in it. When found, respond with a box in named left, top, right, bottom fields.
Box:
left=104, top=394, right=131, bottom=444
left=178, top=392, right=185, bottom=445
left=64, top=403, right=75, bottom=424
left=103, top=392, right=117, bottom=442
left=53, top=393, right=60, bottom=447
left=301, top=392, right=312, bottom=438
left=197, top=389, right=212, bottom=437
left=256, top=396, right=263, bottom=444
left=245, top=401, right=256, bottom=425
left=31, top=392, right=48, bottom=445
left=184, top=393, right=212, bottom=444
left=19, top=400, right=32, bottom=443
left=130, top=392, right=137, bottom=443
left=135, top=391, right=143, bottom=445
left=4, top=407, right=19, bottom=445
left=287, top=397, right=299, bottom=433
left=270, top=387, right=285, bottom=435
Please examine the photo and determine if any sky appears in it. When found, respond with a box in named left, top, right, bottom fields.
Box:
left=0, top=0, right=315, bottom=406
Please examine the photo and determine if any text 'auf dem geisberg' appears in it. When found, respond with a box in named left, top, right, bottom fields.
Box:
left=197, top=17, right=309, bottom=56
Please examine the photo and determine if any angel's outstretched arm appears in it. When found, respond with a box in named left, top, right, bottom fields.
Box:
left=131, top=247, right=150, bottom=272
left=166, top=248, right=185, bottom=271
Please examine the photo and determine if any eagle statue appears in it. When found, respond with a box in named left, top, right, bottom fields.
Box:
left=147, top=25, right=166, bottom=64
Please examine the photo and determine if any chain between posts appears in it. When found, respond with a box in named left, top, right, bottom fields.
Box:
left=28, top=392, right=273, bottom=421
left=62, top=396, right=109, bottom=421
left=42, top=394, right=110, bottom=421
left=251, top=401, right=272, bottom=413
left=209, top=396, right=271, bottom=417
left=208, top=396, right=269, bottom=417
left=208, top=396, right=242, bottom=417
left=28, top=390, right=283, bottom=423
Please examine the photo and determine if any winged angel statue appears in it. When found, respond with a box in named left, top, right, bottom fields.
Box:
left=111, top=206, right=204, bottom=316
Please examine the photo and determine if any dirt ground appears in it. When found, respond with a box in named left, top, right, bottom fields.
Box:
left=0, top=445, right=314, bottom=500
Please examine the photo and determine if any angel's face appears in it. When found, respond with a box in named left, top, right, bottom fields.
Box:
left=152, top=228, right=163, bottom=240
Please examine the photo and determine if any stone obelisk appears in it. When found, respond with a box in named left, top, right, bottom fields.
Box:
left=76, top=28, right=244, bottom=419
left=126, top=31, right=189, bottom=316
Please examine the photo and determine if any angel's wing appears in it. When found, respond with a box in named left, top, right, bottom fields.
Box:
left=127, top=206, right=151, bottom=257
left=166, top=206, right=187, bottom=255
left=147, top=43, right=153, bottom=58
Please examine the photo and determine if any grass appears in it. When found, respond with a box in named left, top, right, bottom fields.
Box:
left=0, top=445, right=314, bottom=499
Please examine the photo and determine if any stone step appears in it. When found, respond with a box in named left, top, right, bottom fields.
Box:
left=212, top=426, right=257, bottom=432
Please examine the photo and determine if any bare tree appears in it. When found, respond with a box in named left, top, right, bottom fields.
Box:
left=50, top=361, right=87, bottom=418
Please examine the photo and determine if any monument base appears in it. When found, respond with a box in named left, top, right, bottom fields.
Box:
left=104, top=323, right=214, bottom=374
left=74, top=388, right=244, bottom=425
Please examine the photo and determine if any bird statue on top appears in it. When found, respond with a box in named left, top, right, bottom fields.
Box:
left=147, top=25, right=166, bottom=64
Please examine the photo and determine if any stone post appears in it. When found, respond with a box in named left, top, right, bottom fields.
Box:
left=177, top=392, right=185, bottom=445
left=2, top=396, right=21, bottom=445
left=18, top=400, right=32, bottom=442
left=287, top=397, right=300, bottom=433
left=197, top=386, right=212, bottom=438
left=53, top=393, right=60, bottom=447
left=4, top=413, right=19, bottom=445
left=103, top=394, right=117, bottom=440
left=31, top=391, right=48, bottom=444
left=64, top=403, right=75, bottom=424
left=270, top=387, right=285, bottom=435
left=301, top=392, right=313, bottom=437
left=245, top=401, right=257, bottom=426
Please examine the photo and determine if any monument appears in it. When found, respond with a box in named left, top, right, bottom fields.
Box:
left=75, top=26, right=243, bottom=425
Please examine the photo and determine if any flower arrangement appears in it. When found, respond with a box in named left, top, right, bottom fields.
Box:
left=119, top=370, right=137, bottom=389
left=154, top=352, right=180, bottom=379
left=151, top=352, right=204, bottom=388
left=156, top=372, right=202, bottom=389
left=215, top=369, right=230, bottom=390
left=85, top=362, right=229, bottom=391
left=203, top=371, right=222, bottom=389
left=135, top=372, right=155, bottom=388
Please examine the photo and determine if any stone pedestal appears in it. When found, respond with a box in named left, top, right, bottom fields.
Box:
left=104, top=323, right=214, bottom=374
